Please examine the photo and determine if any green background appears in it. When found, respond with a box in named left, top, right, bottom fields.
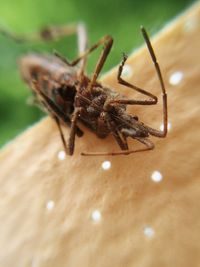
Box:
left=0, top=0, right=194, bottom=147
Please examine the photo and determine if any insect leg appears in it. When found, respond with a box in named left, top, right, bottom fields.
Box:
left=54, top=35, right=113, bottom=93
left=0, top=24, right=77, bottom=42
left=29, top=88, right=70, bottom=153
left=43, top=23, right=88, bottom=82
left=87, top=35, right=113, bottom=92
left=113, top=27, right=167, bottom=137
left=54, top=35, right=113, bottom=71
left=106, top=119, right=128, bottom=150
left=76, top=23, right=89, bottom=89
left=111, top=131, right=128, bottom=150
left=54, top=116, right=68, bottom=153
left=67, top=108, right=83, bottom=155
left=0, top=22, right=87, bottom=77
left=116, top=53, right=157, bottom=104
left=77, top=23, right=88, bottom=73
left=31, top=80, right=84, bottom=147
left=141, top=26, right=167, bottom=137
left=81, top=137, right=154, bottom=156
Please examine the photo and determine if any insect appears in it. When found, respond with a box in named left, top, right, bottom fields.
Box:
left=0, top=23, right=167, bottom=156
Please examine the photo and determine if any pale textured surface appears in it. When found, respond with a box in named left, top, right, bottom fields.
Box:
left=0, top=3, right=200, bottom=267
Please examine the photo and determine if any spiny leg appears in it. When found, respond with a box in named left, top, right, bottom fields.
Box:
left=81, top=137, right=154, bottom=156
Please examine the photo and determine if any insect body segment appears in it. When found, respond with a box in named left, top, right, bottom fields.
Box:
left=20, top=54, right=78, bottom=116
left=1, top=24, right=167, bottom=156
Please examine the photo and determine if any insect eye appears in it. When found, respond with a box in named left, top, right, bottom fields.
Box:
left=133, top=116, right=139, bottom=121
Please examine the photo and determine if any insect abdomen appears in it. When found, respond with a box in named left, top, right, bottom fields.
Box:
left=19, top=53, right=77, bottom=86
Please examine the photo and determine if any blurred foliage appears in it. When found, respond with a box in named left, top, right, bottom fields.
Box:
left=0, top=0, right=194, bottom=147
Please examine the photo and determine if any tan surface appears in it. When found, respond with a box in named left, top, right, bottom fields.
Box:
left=0, top=3, right=200, bottom=267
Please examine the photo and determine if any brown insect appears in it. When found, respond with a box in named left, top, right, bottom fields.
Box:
left=0, top=23, right=167, bottom=156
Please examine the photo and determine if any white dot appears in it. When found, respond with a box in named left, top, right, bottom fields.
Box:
left=184, top=17, right=198, bottom=33
left=46, top=200, right=55, bottom=211
left=102, top=160, right=111, bottom=170
left=169, top=71, right=183, bottom=85
left=122, top=64, right=133, bottom=77
left=58, top=150, right=66, bottom=160
left=160, top=122, right=171, bottom=131
left=151, top=171, right=163, bottom=182
left=91, top=210, right=102, bottom=222
left=144, top=226, right=155, bottom=238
